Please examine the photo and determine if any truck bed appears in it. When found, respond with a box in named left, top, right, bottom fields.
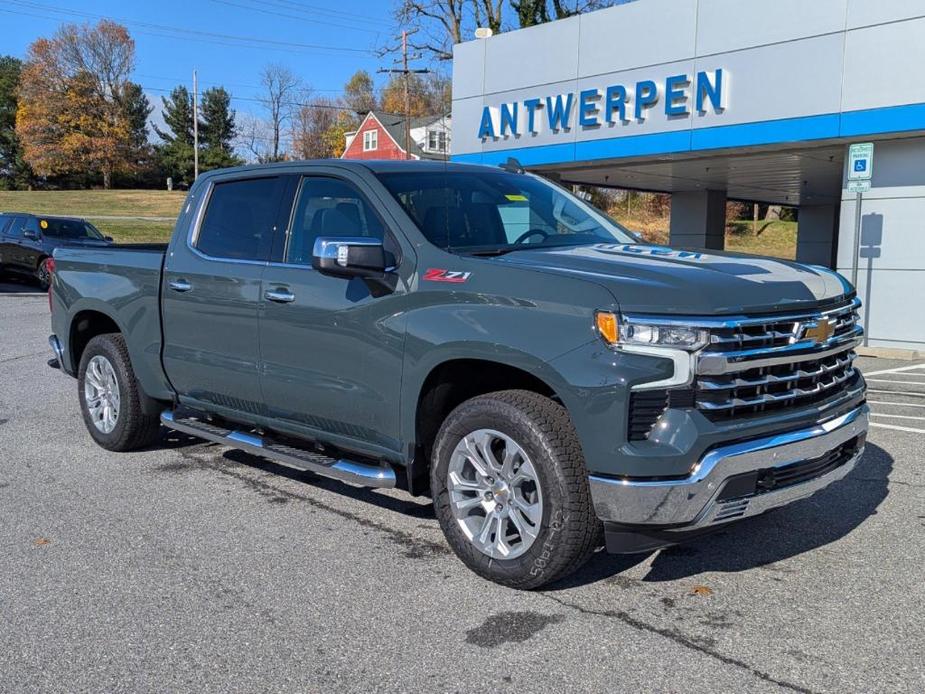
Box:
left=50, top=244, right=170, bottom=398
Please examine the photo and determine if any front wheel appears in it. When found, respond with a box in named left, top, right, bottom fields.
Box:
left=431, top=390, right=602, bottom=589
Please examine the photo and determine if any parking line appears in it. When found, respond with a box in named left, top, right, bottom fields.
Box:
left=868, top=400, right=925, bottom=408
left=870, top=413, right=925, bottom=421
left=867, top=389, right=925, bottom=397
left=866, top=378, right=925, bottom=385
left=863, top=363, right=925, bottom=376
left=870, top=422, right=925, bottom=433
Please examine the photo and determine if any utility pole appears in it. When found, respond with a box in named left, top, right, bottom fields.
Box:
left=378, top=30, right=429, bottom=160
left=192, top=69, right=199, bottom=180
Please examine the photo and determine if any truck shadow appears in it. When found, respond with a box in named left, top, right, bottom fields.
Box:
left=0, top=277, right=45, bottom=294
left=551, top=442, right=893, bottom=589
left=221, top=448, right=436, bottom=520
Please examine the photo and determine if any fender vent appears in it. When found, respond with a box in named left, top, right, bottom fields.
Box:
left=628, top=390, right=668, bottom=441
left=628, top=388, right=696, bottom=441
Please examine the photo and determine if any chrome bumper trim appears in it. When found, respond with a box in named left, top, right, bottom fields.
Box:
left=589, top=405, right=868, bottom=528
left=48, top=334, right=64, bottom=364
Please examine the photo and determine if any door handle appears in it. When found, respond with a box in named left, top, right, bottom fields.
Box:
left=264, top=288, right=295, bottom=303
left=168, top=279, right=192, bottom=292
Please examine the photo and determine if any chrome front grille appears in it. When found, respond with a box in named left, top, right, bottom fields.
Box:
left=693, top=298, right=863, bottom=421
left=695, top=352, right=858, bottom=419
left=697, top=298, right=862, bottom=376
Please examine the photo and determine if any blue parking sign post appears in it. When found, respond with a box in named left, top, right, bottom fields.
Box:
left=848, top=143, right=874, bottom=296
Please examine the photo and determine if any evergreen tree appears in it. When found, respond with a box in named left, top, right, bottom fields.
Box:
left=154, top=85, right=193, bottom=145
left=199, top=87, right=240, bottom=169
left=154, top=85, right=195, bottom=183
left=121, top=82, right=152, bottom=151
left=0, top=55, right=32, bottom=189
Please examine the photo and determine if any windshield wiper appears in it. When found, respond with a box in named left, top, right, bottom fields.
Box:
left=469, top=248, right=519, bottom=257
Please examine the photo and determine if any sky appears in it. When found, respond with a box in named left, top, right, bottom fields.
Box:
left=0, top=0, right=416, bottom=126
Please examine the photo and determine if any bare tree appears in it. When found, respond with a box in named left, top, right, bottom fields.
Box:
left=395, top=0, right=468, bottom=61
left=236, top=113, right=274, bottom=164
left=395, top=0, right=619, bottom=61
left=258, top=63, right=301, bottom=161
left=472, top=0, right=504, bottom=33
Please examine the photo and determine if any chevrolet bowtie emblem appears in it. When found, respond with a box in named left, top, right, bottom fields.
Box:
left=802, top=320, right=834, bottom=344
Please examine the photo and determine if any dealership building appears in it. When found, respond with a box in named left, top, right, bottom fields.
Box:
left=451, top=0, right=925, bottom=354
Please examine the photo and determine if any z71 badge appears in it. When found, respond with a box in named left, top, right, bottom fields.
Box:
left=423, top=269, right=472, bottom=283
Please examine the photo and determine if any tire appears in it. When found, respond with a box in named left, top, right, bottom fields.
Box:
left=77, top=333, right=161, bottom=451
left=36, top=257, right=52, bottom=291
left=431, top=390, right=602, bottom=589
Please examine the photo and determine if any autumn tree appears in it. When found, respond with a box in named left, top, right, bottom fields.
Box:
left=0, top=56, right=32, bottom=189
left=16, top=20, right=148, bottom=188
left=379, top=72, right=451, bottom=118
left=343, top=70, right=378, bottom=115
left=291, top=97, right=338, bottom=159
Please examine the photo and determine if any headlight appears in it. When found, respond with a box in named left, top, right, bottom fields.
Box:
left=595, top=312, right=708, bottom=351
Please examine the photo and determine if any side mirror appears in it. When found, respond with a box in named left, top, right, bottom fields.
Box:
left=312, top=237, right=387, bottom=279
left=23, top=229, right=39, bottom=240
left=105, top=236, right=114, bottom=242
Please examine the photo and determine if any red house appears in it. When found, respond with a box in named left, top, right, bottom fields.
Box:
left=342, top=111, right=451, bottom=161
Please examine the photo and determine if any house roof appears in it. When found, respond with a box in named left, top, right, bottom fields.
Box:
left=363, top=111, right=450, bottom=160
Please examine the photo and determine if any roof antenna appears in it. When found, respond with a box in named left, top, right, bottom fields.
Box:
left=499, top=157, right=525, bottom=174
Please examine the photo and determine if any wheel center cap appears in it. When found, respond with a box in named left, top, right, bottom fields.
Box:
left=491, top=480, right=510, bottom=504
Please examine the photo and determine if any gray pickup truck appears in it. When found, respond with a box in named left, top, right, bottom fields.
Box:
left=48, top=160, right=868, bottom=588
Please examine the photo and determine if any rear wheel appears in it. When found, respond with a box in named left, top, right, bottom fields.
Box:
left=77, top=333, right=161, bottom=451
left=431, top=390, right=602, bottom=589
left=36, top=257, right=52, bottom=290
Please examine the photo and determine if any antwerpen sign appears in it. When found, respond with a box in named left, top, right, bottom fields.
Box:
left=477, top=69, right=727, bottom=140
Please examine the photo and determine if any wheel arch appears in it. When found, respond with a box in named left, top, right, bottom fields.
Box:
left=69, top=308, right=122, bottom=370
left=405, top=352, right=568, bottom=495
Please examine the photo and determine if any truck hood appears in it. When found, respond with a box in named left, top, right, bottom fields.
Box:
left=496, top=243, right=852, bottom=315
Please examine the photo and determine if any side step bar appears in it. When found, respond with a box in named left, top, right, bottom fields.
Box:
left=160, top=411, right=396, bottom=489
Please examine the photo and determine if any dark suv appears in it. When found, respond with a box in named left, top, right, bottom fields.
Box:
left=0, top=213, right=113, bottom=289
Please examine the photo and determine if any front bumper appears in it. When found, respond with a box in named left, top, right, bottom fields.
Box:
left=589, top=405, right=868, bottom=537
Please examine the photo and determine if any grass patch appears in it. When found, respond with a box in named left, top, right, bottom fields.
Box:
left=724, top=220, right=796, bottom=260
left=611, top=212, right=797, bottom=260
left=91, top=219, right=175, bottom=244
left=0, top=189, right=185, bottom=218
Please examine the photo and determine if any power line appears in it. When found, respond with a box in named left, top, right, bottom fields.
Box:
left=205, top=0, right=385, bottom=34
left=246, top=0, right=389, bottom=26
left=4, top=1, right=376, bottom=55
left=378, top=30, right=431, bottom=160
left=142, top=84, right=356, bottom=112
left=137, top=73, right=348, bottom=94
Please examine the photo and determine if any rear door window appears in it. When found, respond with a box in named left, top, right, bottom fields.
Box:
left=195, top=177, right=284, bottom=261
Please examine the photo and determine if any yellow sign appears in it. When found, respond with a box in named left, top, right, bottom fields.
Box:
left=40, top=219, right=48, bottom=229
left=505, top=194, right=527, bottom=202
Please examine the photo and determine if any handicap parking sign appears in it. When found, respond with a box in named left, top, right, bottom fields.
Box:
left=848, top=142, right=874, bottom=181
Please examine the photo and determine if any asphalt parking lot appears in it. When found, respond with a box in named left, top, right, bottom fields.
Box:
left=1, top=291, right=923, bottom=694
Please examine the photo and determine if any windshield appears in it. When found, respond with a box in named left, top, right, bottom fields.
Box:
left=375, top=170, right=635, bottom=254
left=41, top=218, right=105, bottom=240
